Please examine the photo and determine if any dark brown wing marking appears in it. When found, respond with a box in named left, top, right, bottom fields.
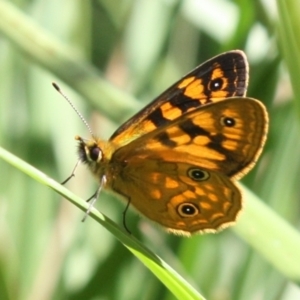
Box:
left=114, top=98, right=268, bottom=179
left=110, top=50, right=248, bottom=147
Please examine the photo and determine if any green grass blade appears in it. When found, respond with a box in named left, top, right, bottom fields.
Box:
left=234, top=187, right=300, bottom=282
left=0, top=0, right=138, bottom=123
left=0, top=146, right=204, bottom=300
left=277, top=0, right=300, bottom=117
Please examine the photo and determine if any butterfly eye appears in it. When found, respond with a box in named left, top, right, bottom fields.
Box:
left=209, top=78, right=223, bottom=91
left=89, top=146, right=102, bottom=162
left=187, top=168, right=210, bottom=181
left=220, top=116, right=236, bottom=127
left=177, top=203, right=199, bottom=217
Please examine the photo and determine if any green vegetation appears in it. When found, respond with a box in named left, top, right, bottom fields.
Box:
left=0, top=0, right=300, bottom=299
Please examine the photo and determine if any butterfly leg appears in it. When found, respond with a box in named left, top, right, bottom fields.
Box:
left=81, top=175, right=106, bottom=222
left=61, top=159, right=81, bottom=185
left=81, top=189, right=100, bottom=222
left=122, top=199, right=132, bottom=234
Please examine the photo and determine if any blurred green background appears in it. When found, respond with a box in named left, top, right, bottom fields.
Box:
left=0, top=0, right=300, bottom=299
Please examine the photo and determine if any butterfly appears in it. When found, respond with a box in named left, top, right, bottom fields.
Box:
left=62, top=50, right=268, bottom=236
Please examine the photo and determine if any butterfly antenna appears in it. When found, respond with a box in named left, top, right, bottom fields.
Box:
left=52, top=82, right=94, bottom=136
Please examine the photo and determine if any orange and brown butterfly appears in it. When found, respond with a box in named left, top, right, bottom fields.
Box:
left=58, top=50, right=268, bottom=236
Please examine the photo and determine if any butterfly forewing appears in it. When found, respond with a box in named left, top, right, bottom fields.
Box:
left=110, top=50, right=249, bottom=147
left=113, top=98, right=268, bottom=179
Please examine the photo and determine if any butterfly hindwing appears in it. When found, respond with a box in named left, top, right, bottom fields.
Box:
left=110, top=158, right=242, bottom=235
left=110, top=50, right=248, bottom=147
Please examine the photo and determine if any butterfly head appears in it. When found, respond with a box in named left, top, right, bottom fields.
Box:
left=76, top=135, right=103, bottom=164
left=75, top=135, right=116, bottom=172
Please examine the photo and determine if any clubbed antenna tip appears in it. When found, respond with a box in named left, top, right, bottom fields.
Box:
left=52, top=82, right=94, bottom=136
